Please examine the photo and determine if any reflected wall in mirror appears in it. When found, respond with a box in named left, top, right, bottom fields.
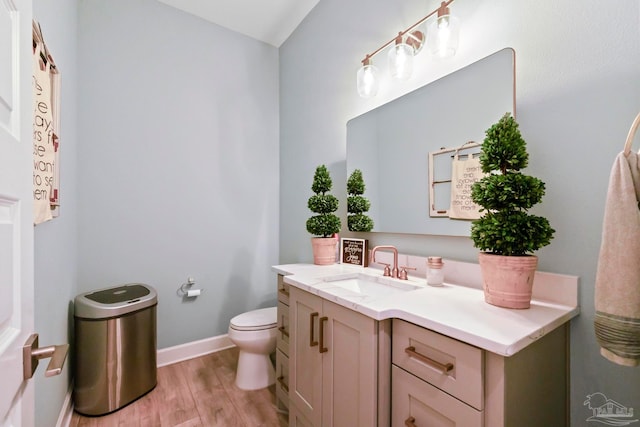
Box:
left=347, top=48, right=515, bottom=236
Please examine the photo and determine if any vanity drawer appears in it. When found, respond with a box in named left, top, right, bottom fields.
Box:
left=277, top=274, right=290, bottom=305
left=392, top=365, right=483, bottom=427
left=277, top=300, right=290, bottom=354
left=276, top=349, right=289, bottom=409
left=392, top=319, right=484, bottom=410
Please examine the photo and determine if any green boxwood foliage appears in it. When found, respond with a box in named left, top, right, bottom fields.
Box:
left=470, top=113, right=555, bottom=256
left=306, top=165, right=341, bottom=237
left=347, top=169, right=374, bottom=232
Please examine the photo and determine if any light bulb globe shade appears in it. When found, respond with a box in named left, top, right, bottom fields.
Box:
left=427, top=13, right=460, bottom=58
left=357, top=63, right=380, bottom=98
left=388, top=42, right=414, bottom=80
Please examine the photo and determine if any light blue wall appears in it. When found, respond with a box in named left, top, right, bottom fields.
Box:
left=279, top=0, right=640, bottom=425
left=76, top=0, right=280, bottom=349
left=31, top=1, right=279, bottom=423
left=32, top=0, right=78, bottom=426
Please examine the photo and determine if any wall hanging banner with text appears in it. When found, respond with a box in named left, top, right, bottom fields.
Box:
left=32, top=21, right=60, bottom=225
left=448, top=153, right=485, bottom=220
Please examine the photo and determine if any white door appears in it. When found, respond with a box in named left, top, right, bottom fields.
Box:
left=0, top=0, right=35, bottom=426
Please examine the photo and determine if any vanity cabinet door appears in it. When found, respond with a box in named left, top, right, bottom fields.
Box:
left=321, top=299, right=377, bottom=427
left=289, top=287, right=323, bottom=426
left=289, top=287, right=379, bottom=427
left=392, top=365, right=483, bottom=427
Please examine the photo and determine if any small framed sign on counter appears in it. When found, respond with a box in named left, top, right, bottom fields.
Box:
left=340, top=238, right=369, bottom=267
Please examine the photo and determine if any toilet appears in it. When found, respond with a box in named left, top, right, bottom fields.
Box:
left=228, top=306, right=278, bottom=390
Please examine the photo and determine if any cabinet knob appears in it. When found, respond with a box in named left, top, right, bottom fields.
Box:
left=405, top=416, right=417, bottom=427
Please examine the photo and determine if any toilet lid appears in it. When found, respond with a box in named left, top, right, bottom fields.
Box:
left=230, top=307, right=277, bottom=331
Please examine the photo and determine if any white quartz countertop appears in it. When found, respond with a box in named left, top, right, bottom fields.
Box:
left=273, top=263, right=579, bottom=357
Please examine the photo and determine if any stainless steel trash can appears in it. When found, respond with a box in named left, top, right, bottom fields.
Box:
left=74, top=283, right=157, bottom=416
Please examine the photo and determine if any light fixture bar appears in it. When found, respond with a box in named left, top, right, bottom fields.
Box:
left=360, top=0, right=455, bottom=65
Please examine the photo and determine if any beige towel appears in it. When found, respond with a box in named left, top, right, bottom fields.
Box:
left=594, top=151, right=640, bottom=367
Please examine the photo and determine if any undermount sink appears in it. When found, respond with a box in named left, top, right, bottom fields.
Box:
left=321, top=273, right=421, bottom=298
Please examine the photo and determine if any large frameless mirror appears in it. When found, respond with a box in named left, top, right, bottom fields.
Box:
left=346, top=48, right=515, bottom=236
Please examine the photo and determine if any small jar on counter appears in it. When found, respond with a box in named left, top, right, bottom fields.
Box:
left=426, top=256, right=444, bottom=286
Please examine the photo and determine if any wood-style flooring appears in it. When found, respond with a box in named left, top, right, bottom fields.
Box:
left=70, top=347, right=288, bottom=427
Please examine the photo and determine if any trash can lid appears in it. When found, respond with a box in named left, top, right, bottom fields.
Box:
left=75, top=283, right=157, bottom=319
left=85, top=284, right=150, bottom=304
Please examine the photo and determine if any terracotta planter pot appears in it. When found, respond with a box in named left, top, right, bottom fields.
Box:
left=478, top=252, right=538, bottom=309
left=311, top=237, right=338, bottom=265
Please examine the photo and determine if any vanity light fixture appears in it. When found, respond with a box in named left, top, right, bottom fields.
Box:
left=357, top=0, right=459, bottom=98
left=427, top=2, right=460, bottom=58
left=388, top=33, right=414, bottom=80
left=357, top=56, right=380, bottom=98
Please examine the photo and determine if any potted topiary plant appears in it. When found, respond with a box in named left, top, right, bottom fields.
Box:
left=470, top=113, right=555, bottom=309
left=306, top=165, right=341, bottom=265
left=347, top=169, right=374, bottom=232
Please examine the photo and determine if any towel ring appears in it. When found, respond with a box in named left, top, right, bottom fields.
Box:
left=623, top=112, right=640, bottom=156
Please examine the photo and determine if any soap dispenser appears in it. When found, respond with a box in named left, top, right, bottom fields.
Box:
left=426, top=256, right=444, bottom=286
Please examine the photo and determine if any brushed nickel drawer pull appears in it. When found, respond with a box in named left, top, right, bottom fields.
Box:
left=278, top=287, right=290, bottom=297
left=278, top=325, right=289, bottom=338
left=277, top=375, right=289, bottom=392
left=319, top=316, right=328, bottom=353
left=405, top=416, right=417, bottom=427
left=405, top=346, right=454, bottom=373
left=310, top=312, right=319, bottom=347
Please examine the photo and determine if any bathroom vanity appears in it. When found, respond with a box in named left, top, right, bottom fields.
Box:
left=272, top=47, right=575, bottom=427
left=273, top=259, right=579, bottom=427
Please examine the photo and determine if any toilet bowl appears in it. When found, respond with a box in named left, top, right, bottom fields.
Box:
left=228, top=306, right=277, bottom=390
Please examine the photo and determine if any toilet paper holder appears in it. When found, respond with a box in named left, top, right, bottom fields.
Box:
left=177, top=277, right=203, bottom=298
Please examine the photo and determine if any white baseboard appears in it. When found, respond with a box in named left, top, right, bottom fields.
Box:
left=56, top=383, right=74, bottom=427
left=157, top=334, right=235, bottom=367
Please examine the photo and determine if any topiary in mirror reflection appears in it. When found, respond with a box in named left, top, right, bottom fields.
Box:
left=347, top=169, right=374, bottom=232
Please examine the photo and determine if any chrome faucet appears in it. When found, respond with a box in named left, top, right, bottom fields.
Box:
left=371, top=245, right=399, bottom=279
